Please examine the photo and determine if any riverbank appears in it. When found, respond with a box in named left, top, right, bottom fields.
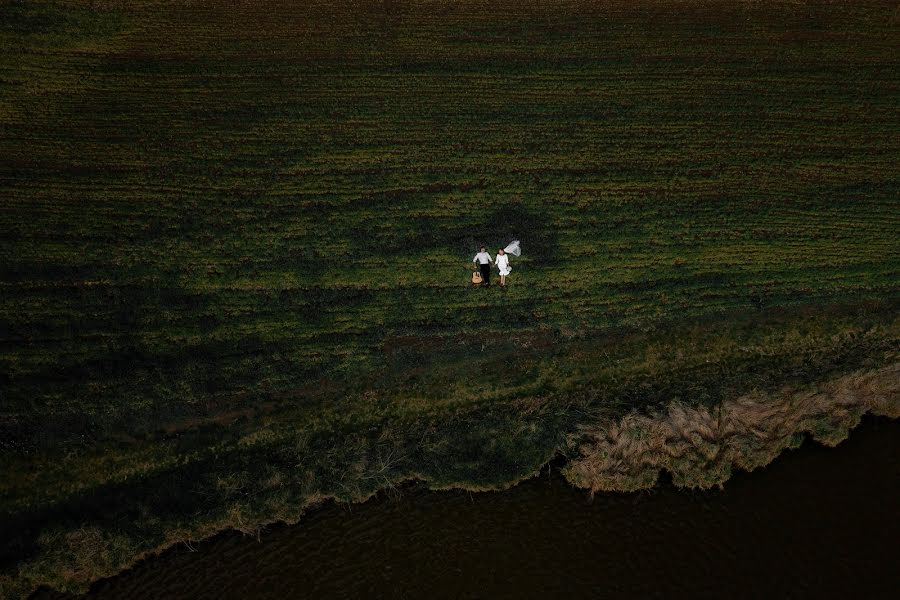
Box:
left=3, top=302, right=898, bottom=598
left=30, top=416, right=900, bottom=599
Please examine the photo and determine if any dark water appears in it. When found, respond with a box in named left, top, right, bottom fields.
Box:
left=41, top=417, right=900, bottom=599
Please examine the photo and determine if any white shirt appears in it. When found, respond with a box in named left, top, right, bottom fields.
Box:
left=473, top=251, right=492, bottom=265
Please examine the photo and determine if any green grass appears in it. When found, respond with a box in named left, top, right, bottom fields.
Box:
left=1, top=0, right=898, bottom=596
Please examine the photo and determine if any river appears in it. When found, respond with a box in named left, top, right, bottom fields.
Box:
left=35, top=416, right=899, bottom=599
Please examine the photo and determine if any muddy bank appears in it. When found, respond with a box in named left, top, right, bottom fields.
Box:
left=565, top=361, right=899, bottom=492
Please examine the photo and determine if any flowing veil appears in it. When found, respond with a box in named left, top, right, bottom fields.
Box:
left=503, top=240, right=521, bottom=256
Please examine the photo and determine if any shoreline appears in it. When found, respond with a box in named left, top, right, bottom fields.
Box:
left=26, top=413, right=900, bottom=600
left=10, top=362, right=898, bottom=600
left=39, top=413, right=900, bottom=600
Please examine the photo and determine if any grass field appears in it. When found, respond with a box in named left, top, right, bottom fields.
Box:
left=1, top=0, right=899, bottom=596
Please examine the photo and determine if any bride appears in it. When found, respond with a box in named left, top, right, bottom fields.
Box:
left=495, top=248, right=512, bottom=286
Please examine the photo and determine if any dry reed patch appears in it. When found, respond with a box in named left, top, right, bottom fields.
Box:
left=565, top=362, right=900, bottom=493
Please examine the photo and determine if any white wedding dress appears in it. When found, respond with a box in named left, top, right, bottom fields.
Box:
left=496, top=253, right=511, bottom=276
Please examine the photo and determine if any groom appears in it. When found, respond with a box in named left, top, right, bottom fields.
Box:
left=473, top=245, right=494, bottom=286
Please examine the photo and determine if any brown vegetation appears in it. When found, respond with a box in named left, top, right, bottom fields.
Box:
left=565, top=361, right=900, bottom=493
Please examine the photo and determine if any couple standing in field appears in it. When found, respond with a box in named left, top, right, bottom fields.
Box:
left=472, top=240, right=520, bottom=287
